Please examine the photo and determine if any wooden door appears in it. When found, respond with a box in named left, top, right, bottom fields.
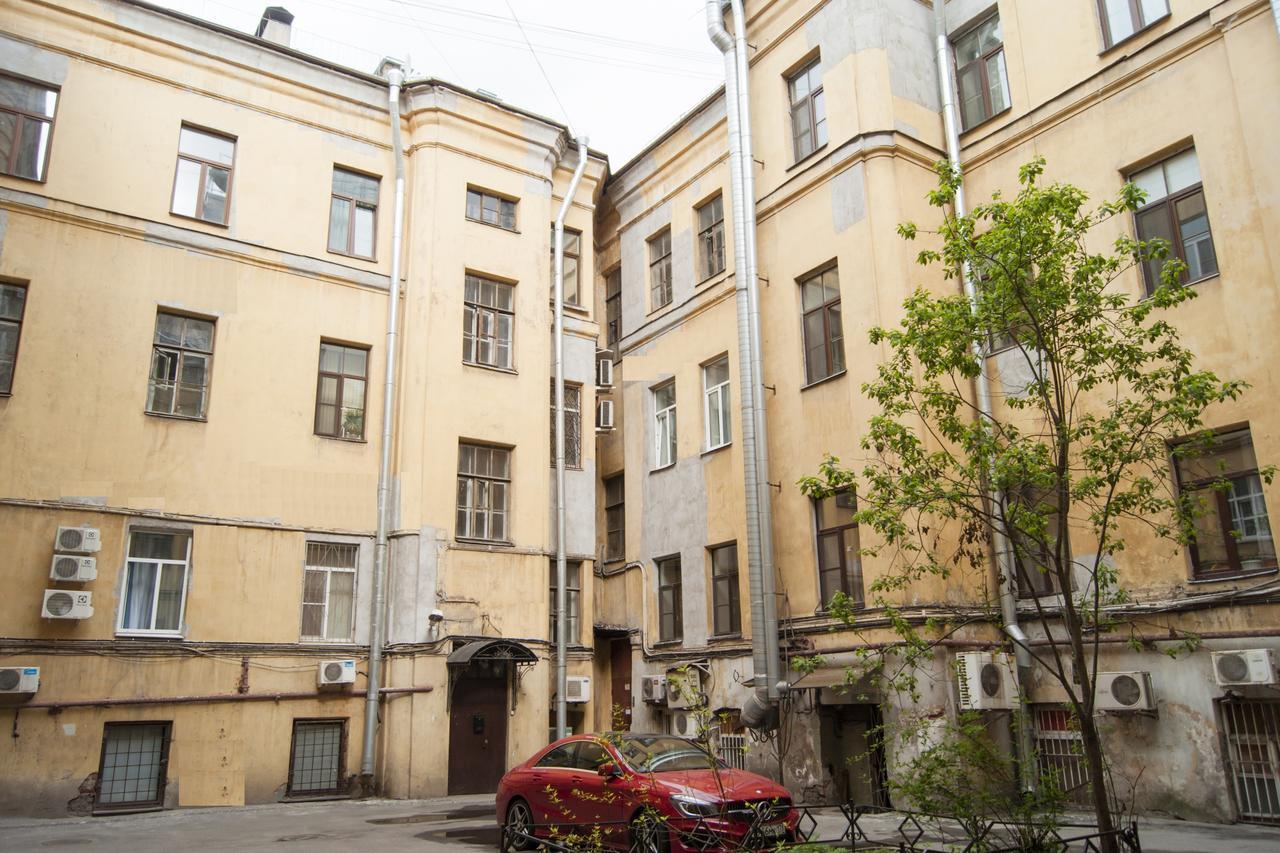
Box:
left=610, top=638, right=632, bottom=731
left=448, top=671, right=508, bottom=794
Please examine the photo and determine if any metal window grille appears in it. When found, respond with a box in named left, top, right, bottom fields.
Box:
left=549, top=381, right=582, bottom=468
left=718, top=733, right=748, bottom=770
left=97, top=722, right=170, bottom=807
left=1033, top=706, right=1092, bottom=806
left=288, top=720, right=346, bottom=795
left=1221, top=699, right=1280, bottom=823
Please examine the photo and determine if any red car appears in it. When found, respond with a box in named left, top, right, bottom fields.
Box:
left=497, top=732, right=799, bottom=852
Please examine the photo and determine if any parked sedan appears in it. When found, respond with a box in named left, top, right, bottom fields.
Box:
left=497, top=732, right=799, bottom=852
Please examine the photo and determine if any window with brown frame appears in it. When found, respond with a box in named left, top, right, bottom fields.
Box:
left=815, top=491, right=863, bottom=609
left=697, top=195, right=725, bottom=280
left=800, top=266, right=845, bottom=385
left=0, top=281, right=27, bottom=394
left=605, top=267, right=622, bottom=347
left=550, top=380, right=582, bottom=469
left=0, top=73, right=57, bottom=181
left=171, top=125, right=234, bottom=225
left=550, top=226, right=582, bottom=306
left=954, top=15, right=1010, bottom=131
left=456, top=442, right=511, bottom=542
left=649, top=229, right=673, bottom=310
left=96, top=722, right=171, bottom=811
left=288, top=719, right=347, bottom=795
left=605, top=473, right=625, bottom=561
left=710, top=542, right=740, bottom=636
left=657, top=554, right=683, bottom=642
left=1131, top=148, right=1217, bottom=295
left=328, top=168, right=379, bottom=259
left=787, top=58, right=826, bottom=162
left=314, top=341, right=368, bottom=440
left=1173, top=428, right=1275, bottom=580
left=1008, top=484, right=1073, bottom=599
left=466, top=186, right=517, bottom=230
left=147, top=312, right=214, bottom=419
left=1098, top=0, right=1169, bottom=49
left=463, top=274, right=515, bottom=370
left=549, top=559, right=582, bottom=644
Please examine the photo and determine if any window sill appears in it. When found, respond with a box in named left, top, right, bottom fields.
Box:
left=144, top=410, right=208, bottom=423
left=463, top=361, right=518, bottom=376
left=958, top=105, right=1013, bottom=136
left=0, top=169, right=48, bottom=184
left=550, top=464, right=585, bottom=472
left=1141, top=272, right=1221, bottom=301
left=698, top=269, right=728, bottom=287
left=646, top=301, right=674, bottom=318
left=465, top=216, right=519, bottom=234
left=786, top=143, right=829, bottom=174
left=653, top=639, right=682, bottom=648
left=650, top=462, right=677, bottom=474
left=800, top=369, right=847, bottom=391
left=708, top=632, right=742, bottom=642
left=701, top=443, right=731, bottom=457
left=315, top=433, right=368, bottom=444
left=169, top=211, right=230, bottom=229
left=115, top=630, right=185, bottom=640
left=1187, top=567, right=1278, bottom=585
left=453, top=537, right=515, bottom=550
left=326, top=248, right=377, bottom=264
left=549, top=299, right=589, bottom=316
left=1098, top=15, right=1171, bottom=57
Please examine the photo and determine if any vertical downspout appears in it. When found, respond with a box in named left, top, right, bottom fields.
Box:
left=554, top=136, right=590, bottom=741
left=932, top=3, right=1035, bottom=793
left=1272, top=0, right=1280, bottom=39
left=362, top=61, right=406, bottom=782
left=706, top=1, right=771, bottom=712
left=728, top=0, right=781, bottom=702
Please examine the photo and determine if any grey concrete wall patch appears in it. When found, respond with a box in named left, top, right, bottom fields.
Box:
left=831, top=162, right=867, bottom=233
left=0, top=34, right=69, bottom=85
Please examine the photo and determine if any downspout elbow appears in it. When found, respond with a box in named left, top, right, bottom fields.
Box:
left=705, top=0, right=733, bottom=53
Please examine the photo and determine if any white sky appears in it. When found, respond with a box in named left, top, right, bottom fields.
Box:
left=149, top=0, right=726, bottom=166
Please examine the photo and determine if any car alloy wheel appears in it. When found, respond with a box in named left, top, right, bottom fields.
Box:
left=504, top=799, right=536, bottom=851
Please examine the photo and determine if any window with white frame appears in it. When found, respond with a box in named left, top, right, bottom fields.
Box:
left=703, top=356, right=731, bottom=451
left=301, top=542, right=357, bottom=642
left=549, top=381, right=582, bottom=469
left=119, top=531, right=191, bottom=634
left=456, top=442, right=511, bottom=541
left=653, top=381, right=677, bottom=469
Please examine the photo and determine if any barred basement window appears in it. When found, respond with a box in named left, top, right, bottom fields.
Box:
left=147, top=312, right=214, bottom=419
left=96, top=722, right=171, bottom=810
left=301, top=542, right=357, bottom=642
left=288, top=719, right=346, bottom=795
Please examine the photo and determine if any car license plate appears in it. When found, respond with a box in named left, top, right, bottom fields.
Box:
left=760, top=823, right=786, bottom=839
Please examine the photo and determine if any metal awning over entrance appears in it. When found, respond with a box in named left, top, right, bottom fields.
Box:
left=446, top=639, right=538, bottom=712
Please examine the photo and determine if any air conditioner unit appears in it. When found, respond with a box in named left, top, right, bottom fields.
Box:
left=566, top=675, right=591, bottom=704
left=0, top=666, right=39, bottom=695
left=1096, top=671, right=1156, bottom=712
left=49, top=554, right=97, bottom=582
left=666, top=668, right=704, bottom=710
left=1212, top=650, right=1279, bottom=687
left=955, top=651, right=1017, bottom=711
left=317, top=659, right=356, bottom=687
left=55, top=526, right=101, bottom=553
left=668, top=709, right=697, bottom=738
left=641, top=674, right=667, bottom=704
left=596, top=357, right=615, bottom=389
left=595, top=399, right=615, bottom=432
left=41, top=589, right=93, bottom=620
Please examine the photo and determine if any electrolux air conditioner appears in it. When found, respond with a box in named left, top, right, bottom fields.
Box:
left=41, top=589, right=93, bottom=620
left=955, top=651, right=1017, bottom=711
left=49, top=554, right=97, bottom=583
left=0, top=666, right=39, bottom=695
left=55, top=526, right=101, bottom=553
left=596, top=357, right=614, bottom=389
left=1095, top=671, right=1156, bottom=712
left=595, top=399, right=615, bottom=432
left=566, top=675, right=591, bottom=704
left=641, top=674, right=667, bottom=704
left=1212, top=650, right=1279, bottom=687
left=666, top=668, right=704, bottom=710
left=317, top=659, right=356, bottom=687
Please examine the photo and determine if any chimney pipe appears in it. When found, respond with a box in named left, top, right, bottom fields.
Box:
left=255, top=6, right=294, bottom=47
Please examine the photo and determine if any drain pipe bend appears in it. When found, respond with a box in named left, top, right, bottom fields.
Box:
left=932, top=4, right=1035, bottom=793
left=554, top=135, right=590, bottom=741
left=362, top=61, right=407, bottom=782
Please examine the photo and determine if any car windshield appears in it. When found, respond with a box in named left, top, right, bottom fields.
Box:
left=616, top=735, right=723, bottom=773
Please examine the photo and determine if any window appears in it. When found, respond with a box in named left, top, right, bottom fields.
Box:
left=1098, top=0, right=1169, bottom=48
left=1008, top=485, right=1072, bottom=599
left=954, top=15, right=1010, bottom=131
left=1131, top=148, right=1217, bottom=294
left=0, top=73, right=57, bottom=181
left=550, top=381, right=582, bottom=468
left=551, top=227, right=582, bottom=306
left=657, top=555, right=683, bottom=642
left=463, top=274, right=515, bottom=370
left=0, top=282, right=27, bottom=394
left=703, top=356, right=731, bottom=451
left=697, top=195, right=726, bottom=280
left=653, top=381, right=677, bottom=469
left=288, top=720, right=346, bottom=795
left=535, top=743, right=578, bottom=768
left=800, top=266, right=845, bottom=384
left=1174, top=428, right=1275, bottom=579
left=710, top=542, right=740, bottom=636
left=97, top=723, right=171, bottom=810
left=119, top=531, right=191, bottom=635
left=314, top=342, right=368, bottom=440
left=605, top=474, right=625, bottom=561
left=171, top=125, right=234, bottom=225
left=549, top=559, right=582, bottom=644
left=301, top=542, right=358, bottom=642
left=456, top=443, right=511, bottom=542
left=788, top=58, right=827, bottom=162
left=649, top=229, right=673, bottom=311
left=147, top=312, right=214, bottom=419
left=328, top=168, right=379, bottom=259
left=466, top=186, right=517, bottom=230
left=605, top=267, right=622, bottom=347
left=815, top=492, right=863, bottom=608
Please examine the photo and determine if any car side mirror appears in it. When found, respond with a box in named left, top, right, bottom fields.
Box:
left=598, top=761, right=623, bottom=779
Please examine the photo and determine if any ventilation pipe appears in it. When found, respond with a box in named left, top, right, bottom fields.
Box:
left=553, top=135, right=590, bottom=741
left=254, top=6, right=294, bottom=47
left=361, top=58, right=406, bottom=784
left=932, top=3, right=1036, bottom=794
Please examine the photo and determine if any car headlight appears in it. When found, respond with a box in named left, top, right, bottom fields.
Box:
left=670, top=794, right=720, bottom=818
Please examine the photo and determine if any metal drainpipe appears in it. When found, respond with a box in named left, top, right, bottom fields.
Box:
left=361, top=60, right=406, bottom=782
left=1273, top=0, right=1280, bottom=39
left=932, top=3, right=1036, bottom=793
left=728, top=0, right=781, bottom=703
left=706, top=1, right=771, bottom=716
left=554, top=135, right=590, bottom=741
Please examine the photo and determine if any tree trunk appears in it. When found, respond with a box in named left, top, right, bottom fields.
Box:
left=1077, top=711, right=1118, bottom=853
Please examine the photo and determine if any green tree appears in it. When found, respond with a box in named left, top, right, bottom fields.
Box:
left=800, top=157, right=1267, bottom=851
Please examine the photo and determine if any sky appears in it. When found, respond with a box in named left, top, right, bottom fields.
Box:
left=149, top=0, right=727, bottom=166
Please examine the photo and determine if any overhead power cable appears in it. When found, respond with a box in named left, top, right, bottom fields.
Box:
left=503, top=0, right=571, bottom=127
